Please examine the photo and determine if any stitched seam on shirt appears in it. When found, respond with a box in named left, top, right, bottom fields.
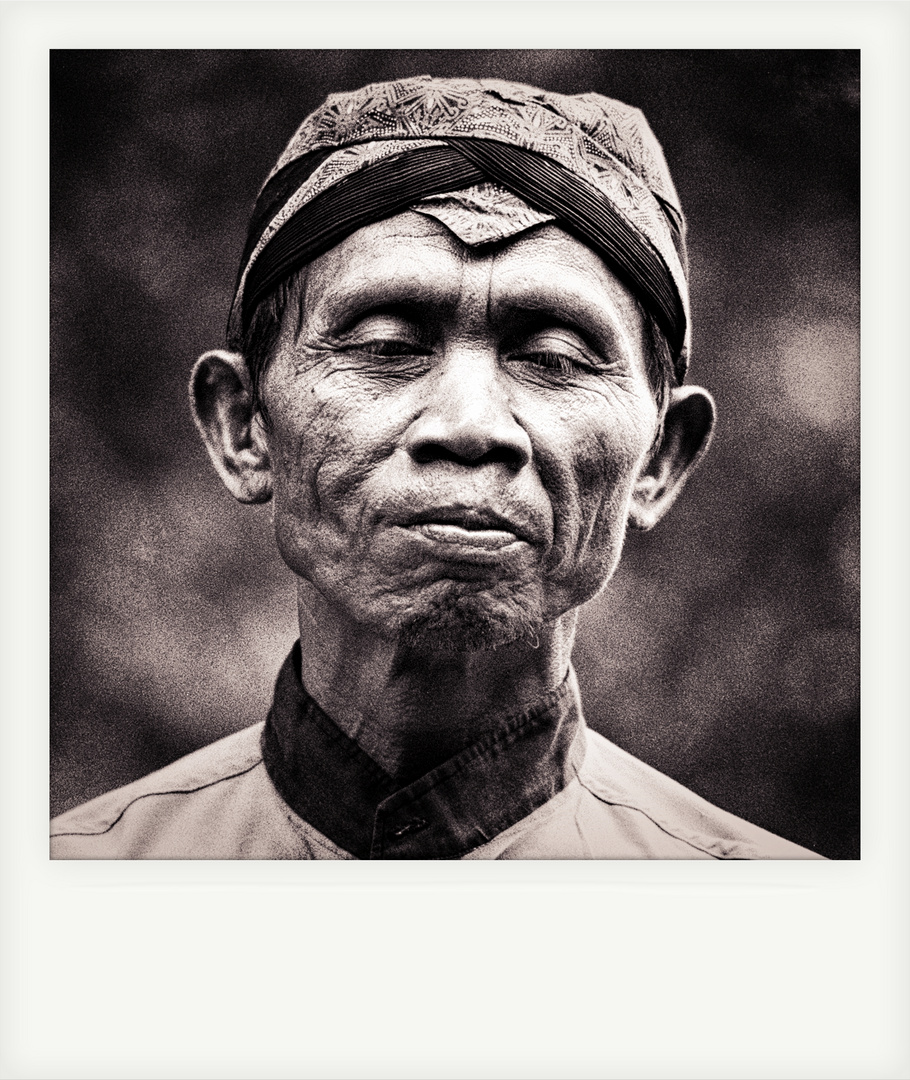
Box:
left=577, top=779, right=740, bottom=859
left=50, top=758, right=265, bottom=839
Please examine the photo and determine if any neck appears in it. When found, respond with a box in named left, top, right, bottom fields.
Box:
left=295, top=581, right=577, bottom=781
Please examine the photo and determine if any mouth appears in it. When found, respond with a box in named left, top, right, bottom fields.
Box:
left=396, top=507, right=529, bottom=554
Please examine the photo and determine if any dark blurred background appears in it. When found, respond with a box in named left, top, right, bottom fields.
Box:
left=50, top=50, right=859, bottom=858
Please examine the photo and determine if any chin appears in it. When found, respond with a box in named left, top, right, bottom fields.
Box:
left=393, top=580, right=546, bottom=653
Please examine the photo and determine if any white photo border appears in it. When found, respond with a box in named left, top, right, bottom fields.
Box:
left=3, top=3, right=908, bottom=1078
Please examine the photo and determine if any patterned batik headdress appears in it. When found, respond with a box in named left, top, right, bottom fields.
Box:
left=229, top=75, right=692, bottom=381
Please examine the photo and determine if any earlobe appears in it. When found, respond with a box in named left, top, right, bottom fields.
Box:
left=628, top=386, right=716, bottom=531
left=189, top=350, right=273, bottom=504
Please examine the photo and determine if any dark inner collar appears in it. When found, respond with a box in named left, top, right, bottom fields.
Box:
left=261, top=641, right=586, bottom=860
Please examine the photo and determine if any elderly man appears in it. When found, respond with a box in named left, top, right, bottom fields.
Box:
left=51, top=76, right=820, bottom=859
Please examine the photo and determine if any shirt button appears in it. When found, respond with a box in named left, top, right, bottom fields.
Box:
left=389, top=818, right=428, bottom=839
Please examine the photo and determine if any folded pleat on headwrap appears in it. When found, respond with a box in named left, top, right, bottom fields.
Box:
left=229, top=76, right=692, bottom=380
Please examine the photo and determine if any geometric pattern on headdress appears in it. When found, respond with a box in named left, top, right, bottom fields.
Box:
left=229, top=75, right=691, bottom=378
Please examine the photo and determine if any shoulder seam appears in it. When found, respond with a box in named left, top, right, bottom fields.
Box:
left=50, top=758, right=265, bottom=839
left=577, top=777, right=752, bottom=859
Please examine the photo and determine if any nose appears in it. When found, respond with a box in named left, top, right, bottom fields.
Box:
left=403, top=349, right=532, bottom=471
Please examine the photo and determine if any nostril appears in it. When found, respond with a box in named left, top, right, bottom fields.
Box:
left=409, top=440, right=525, bottom=469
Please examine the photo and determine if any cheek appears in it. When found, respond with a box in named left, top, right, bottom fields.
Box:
left=263, top=366, right=409, bottom=564
left=535, top=390, right=655, bottom=601
left=575, top=421, right=643, bottom=523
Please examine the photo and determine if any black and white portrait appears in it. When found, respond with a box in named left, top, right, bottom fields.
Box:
left=49, top=50, right=859, bottom=860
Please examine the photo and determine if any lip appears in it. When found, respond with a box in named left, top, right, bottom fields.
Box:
left=408, top=522, right=519, bottom=551
left=402, top=506, right=527, bottom=537
left=389, top=505, right=534, bottom=559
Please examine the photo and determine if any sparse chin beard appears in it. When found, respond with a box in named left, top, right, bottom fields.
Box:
left=395, top=583, right=546, bottom=653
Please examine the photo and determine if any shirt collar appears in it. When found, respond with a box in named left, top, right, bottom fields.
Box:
left=261, top=642, right=587, bottom=859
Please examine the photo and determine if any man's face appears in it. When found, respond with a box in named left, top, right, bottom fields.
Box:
left=259, top=213, right=661, bottom=649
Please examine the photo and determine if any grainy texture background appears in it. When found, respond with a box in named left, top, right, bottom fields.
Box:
left=50, top=49, right=859, bottom=857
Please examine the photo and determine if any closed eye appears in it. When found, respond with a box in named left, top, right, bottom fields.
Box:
left=509, top=349, right=600, bottom=376
left=504, top=324, right=608, bottom=377
left=337, top=310, right=433, bottom=359
left=360, top=338, right=432, bottom=357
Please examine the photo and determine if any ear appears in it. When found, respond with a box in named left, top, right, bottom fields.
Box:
left=628, top=386, right=716, bottom=531
left=189, top=349, right=272, bottom=504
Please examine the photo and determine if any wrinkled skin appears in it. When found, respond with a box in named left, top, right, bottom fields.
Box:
left=192, top=212, right=713, bottom=775
left=262, top=214, right=661, bottom=649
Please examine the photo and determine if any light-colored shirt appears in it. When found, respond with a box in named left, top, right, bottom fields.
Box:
left=51, top=646, right=821, bottom=860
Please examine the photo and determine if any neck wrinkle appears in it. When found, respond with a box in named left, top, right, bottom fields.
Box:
left=295, top=579, right=577, bottom=781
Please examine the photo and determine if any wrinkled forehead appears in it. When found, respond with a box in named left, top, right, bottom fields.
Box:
left=229, top=76, right=691, bottom=379
left=298, top=210, right=648, bottom=365
left=300, top=183, right=562, bottom=305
